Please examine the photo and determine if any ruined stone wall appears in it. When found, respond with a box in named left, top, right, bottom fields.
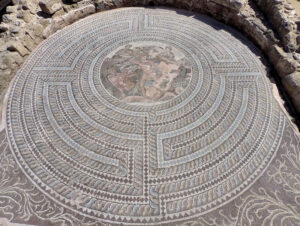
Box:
left=0, top=0, right=299, bottom=122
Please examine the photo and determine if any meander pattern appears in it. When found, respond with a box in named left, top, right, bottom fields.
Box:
left=6, top=8, right=286, bottom=224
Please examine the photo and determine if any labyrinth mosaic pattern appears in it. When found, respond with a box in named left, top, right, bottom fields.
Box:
left=4, top=7, right=299, bottom=225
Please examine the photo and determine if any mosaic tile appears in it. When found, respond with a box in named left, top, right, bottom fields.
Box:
left=4, top=7, right=299, bottom=225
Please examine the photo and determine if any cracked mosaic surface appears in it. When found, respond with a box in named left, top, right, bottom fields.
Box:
left=2, top=7, right=300, bottom=225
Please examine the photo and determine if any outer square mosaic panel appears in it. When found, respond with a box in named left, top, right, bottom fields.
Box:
left=4, top=7, right=297, bottom=225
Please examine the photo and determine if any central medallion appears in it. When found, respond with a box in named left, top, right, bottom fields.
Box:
left=100, top=42, right=192, bottom=105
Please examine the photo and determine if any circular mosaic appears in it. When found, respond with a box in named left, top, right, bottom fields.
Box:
left=101, top=42, right=192, bottom=105
left=6, top=7, right=285, bottom=225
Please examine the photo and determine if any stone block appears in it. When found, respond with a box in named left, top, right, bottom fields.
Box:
left=39, top=0, right=62, bottom=15
left=268, top=45, right=298, bottom=76
left=282, top=72, right=300, bottom=112
left=0, top=24, right=9, bottom=32
left=43, top=4, right=95, bottom=38
left=7, top=42, right=29, bottom=56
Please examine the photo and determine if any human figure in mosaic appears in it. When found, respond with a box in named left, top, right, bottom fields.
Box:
left=101, top=45, right=191, bottom=104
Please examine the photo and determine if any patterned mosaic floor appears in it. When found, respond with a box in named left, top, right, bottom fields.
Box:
left=1, top=7, right=300, bottom=226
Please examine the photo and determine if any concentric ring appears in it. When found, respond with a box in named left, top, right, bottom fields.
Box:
left=6, top=7, right=285, bottom=224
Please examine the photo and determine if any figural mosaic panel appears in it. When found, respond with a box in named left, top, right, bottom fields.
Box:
left=5, top=7, right=287, bottom=225
left=101, top=43, right=192, bottom=104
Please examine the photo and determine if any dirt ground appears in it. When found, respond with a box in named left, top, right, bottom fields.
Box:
left=289, top=0, right=300, bottom=16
